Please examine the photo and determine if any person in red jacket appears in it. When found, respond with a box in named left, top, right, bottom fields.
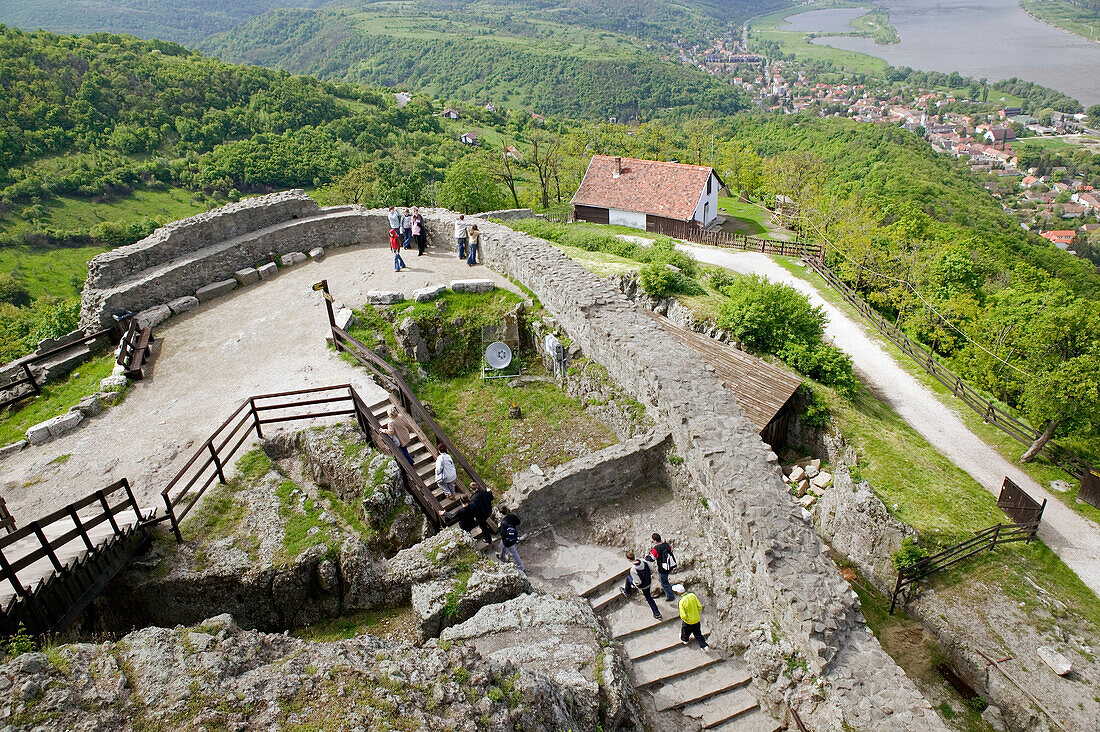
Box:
left=390, top=228, right=406, bottom=272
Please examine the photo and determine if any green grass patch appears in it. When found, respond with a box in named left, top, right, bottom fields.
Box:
left=717, top=195, right=772, bottom=236
left=1020, top=0, right=1100, bottom=42
left=318, top=487, right=374, bottom=540
left=0, top=353, right=116, bottom=446
left=414, top=370, right=617, bottom=493
left=748, top=3, right=892, bottom=75
left=551, top=243, right=641, bottom=276
left=291, top=607, right=410, bottom=642
left=275, top=479, right=333, bottom=565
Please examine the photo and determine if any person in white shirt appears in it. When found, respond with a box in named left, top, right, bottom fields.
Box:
left=434, top=442, right=457, bottom=498
left=454, top=215, right=468, bottom=259
left=388, top=206, right=401, bottom=232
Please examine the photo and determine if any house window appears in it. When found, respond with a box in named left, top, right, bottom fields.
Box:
left=704, top=201, right=710, bottom=222
left=707, top=176, right=712, bottom=195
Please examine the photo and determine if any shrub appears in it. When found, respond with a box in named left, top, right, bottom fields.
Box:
left=716, top=274, right=826, bottom=353
left=892, top=537, right=928, bottom=570
left=705, top=266, right=737, bottom=291
left=780, top=342, right=858, bottom=397
left=799, top=384, right=831, bottom=428
left=638, top=263, right=677, bottom=299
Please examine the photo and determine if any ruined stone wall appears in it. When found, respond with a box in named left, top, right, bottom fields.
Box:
left=504, top=430, right=671, bottom=529
left=75, top=199, right=944, bottom=729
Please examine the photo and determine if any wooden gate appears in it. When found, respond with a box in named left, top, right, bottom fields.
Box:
left=997, top=477, right=1047, bottom=525
left=1080, top=468, right=1100, bottom=509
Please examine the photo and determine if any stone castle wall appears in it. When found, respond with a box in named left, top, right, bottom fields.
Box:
left=73, top=197, right=944, bottom=730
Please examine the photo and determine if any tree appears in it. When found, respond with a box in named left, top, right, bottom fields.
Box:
left=1020, top=356, right=1100, bottom=462
left=0, top=274, right=31, bottom=308
left=1088, top=105, right=1100, bottom=129
left=487, top=140, right=522, bottom=209
left=528, top=130, right=563, bottom=210
left=314, top=163, right=378, bottom=206
left=437, top=154, right=506, bottom=214
left=718, top=142, right=763, bottom=201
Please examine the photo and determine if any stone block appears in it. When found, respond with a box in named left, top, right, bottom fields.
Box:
left=812, top=471, right=833, bottom=490
left=167, top=296, right=199, bottom=315
left=788, top=465, right=805, bottom=483
left=46, top=411, right=84, bottom=438
left=335, top=308, right=358, bottom=332
left=804, top=463, right=820, bottom=479
left=309, top=247, right=325, bottom=261
left=280, top=252, right=308, bottom=267
left=413, top=285, right=447, bottom=303
left=100, top=374, right=129, bottom=391
left=450, top=279, right=495, bottom=294
left=0, top=440, right=27, bottom=460
left=136, top=305, right=172, bottom=330
left=796, top=478, right=810, bottom=498
left=195, top=279, right=237, bottom=303
left=257, top=262, right=278, bottom=280
left=799, top=494, right=816, bottom=508
left=234, top=267, right=260, bottom=286
left=72, top=394, right=104, bottom=418
left=26, top=422, right=52, bottom=446
left=366, top=290, right=404, bottom=305
left=35, top=329, right=85, bottom=355
left=99, top=390, right=124, bottom=406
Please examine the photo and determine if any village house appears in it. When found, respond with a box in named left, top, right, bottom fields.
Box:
left=571, top=155, right=725, bottom=231
left=459, top=131, right=479, bottom=146
left=1041, top=230, right=1077, bottom=248
left=440, top=107, right=461, bottom=120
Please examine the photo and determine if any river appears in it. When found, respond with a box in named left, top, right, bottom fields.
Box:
left=783, top=0, right=1100, bottom=106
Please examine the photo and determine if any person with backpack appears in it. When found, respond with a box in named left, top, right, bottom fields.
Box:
left=649, top=533, right=678, bottom=603
left=674, top=583, right=708, bottom=649
left=620, top=551, right=662, bottom=620
left=434, top=442, right=457, bottom=498
left=389, top=228, right=406, bottom=272
left=496, top=504, right=524, bottom=572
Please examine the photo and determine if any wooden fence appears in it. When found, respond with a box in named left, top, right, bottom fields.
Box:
left=801, top=257, right=1096, bottom=491
left=645, top=219, right=822, bottom=260
left=997, top=477, right=1047, bottom=526
left=890, top=520, right=1040, bottom=613
left=0, top=325, right=120, bottom=411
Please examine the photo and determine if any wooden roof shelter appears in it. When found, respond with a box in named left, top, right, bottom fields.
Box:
left=647, top=312, right=802, bottom=446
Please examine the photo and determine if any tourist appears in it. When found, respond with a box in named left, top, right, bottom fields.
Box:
left=413, top=209, right=426, bottom=255
left=388, top=206, right=401, bottom=233
left=438, top=500, right=481, bottom=539
left=434, top=442, right=457, bottom=498
left=454, top=215, right=468, bottom=259
left=401, top=208, right=413, bottom=249
left=674, top=583, right=708, bottom=649
left=649, top=533, right=678, bottom=603
left=469, top=482, right=495, bottom=541
left=496, top=504, right=525, bottom=572
left=620, top=550, right=662, bottom=620
left=381, top=406, right=413, bottom=465
left=438, top=483, right=494, bottom=545
left=389, top=228, right=406, bottom=272
left=466, top=224, right=481, bottom=266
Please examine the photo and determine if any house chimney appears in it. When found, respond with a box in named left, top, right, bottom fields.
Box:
left=613, top=156, right=622, bottom=179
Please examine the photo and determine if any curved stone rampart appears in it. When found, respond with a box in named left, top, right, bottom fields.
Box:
left=72, top=196, right=944, bottom=729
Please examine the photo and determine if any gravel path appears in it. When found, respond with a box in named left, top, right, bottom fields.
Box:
left=0, top=244, right=517, bottom=521
left=677, top=243, right=1100, bottom=596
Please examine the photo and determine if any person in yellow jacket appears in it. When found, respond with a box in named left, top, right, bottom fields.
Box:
left=674, top=583, right=708, bottom=649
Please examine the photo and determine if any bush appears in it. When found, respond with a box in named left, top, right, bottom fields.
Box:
left=715, top=274, right=826, bottom=353
left=636, top=237, right=699, bottom=278
left=638, top=263, right=677, bottom=299
left=780, top=342, right=858, bottom=396
left=892, top=537, right=928, bottom=570
left=799, top=384, right=831, bottom=428
left=705, top=266, right=737, bottom=290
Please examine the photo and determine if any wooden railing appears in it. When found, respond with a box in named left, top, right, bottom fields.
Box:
left=0, top=478, right=146, bottom=606
left=644, top=218, right=823, bottom=259
left=0, top=325, right=120, bottom=411
left=803, top=257, right=1095, bottom=485
left=160, top=383, right=449, bottom=542
left=316, top=280, right=491, bottom=509
left=889, top=520, right=1040, bottom=614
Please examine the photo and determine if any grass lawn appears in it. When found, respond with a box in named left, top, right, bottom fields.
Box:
left=0, top=244, right=108, bottom=301
left=551, top=243, right=640, bottom=276
left=414, top=369, right=617, bottom=493
left=1020, top=0, right=1100, bottom=41
left=1012, top=136, right=1077, bottom=151
left=767, top=255, right=1100, bottom=526
left=748, top=2, right=891, bottom=75
left=717, top=195, right=772, bottom=236
left=0, top=353, right=118, bottom=446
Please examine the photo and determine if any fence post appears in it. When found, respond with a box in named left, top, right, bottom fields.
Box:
left=21, top=363, right=40, bottom=396
left=96, top=491, right=121, bottom=535
left=990, top=524, right=1001, bottom=550
left=250, top=397, right=263, bottom=440
left=889, top=571, right=904, bottom=615
left=209, top=443, right=226, bottom=484
left=163, top=494, right=182, bottom=543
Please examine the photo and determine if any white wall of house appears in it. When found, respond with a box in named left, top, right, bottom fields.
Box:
left=693, top=172, right=720, bottom=226
left=608, top=208, right=647, bottom=230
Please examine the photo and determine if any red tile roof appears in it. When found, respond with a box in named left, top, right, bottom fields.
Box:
left=571, top=155, right=721, bottom=222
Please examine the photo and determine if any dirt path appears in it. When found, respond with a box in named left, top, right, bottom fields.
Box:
left=677, top=243, right=1100, bottom=597
left=0, top=244, right=518, bottom=521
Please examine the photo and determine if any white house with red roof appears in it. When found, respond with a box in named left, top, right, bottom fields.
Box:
left=571, top=155, right=725, bottom=231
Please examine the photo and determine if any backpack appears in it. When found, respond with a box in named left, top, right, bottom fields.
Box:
left=635, top=559, right=652, bottom=588
left=502, top=523, right=519, bottom=547
left=655, top=543, right=677, bottom=573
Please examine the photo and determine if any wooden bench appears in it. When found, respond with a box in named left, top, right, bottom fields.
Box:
left=0, top=497, right=16, bottom=535
left=116, top=318, right=154, bottom=380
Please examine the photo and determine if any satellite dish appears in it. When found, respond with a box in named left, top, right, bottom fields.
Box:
left=485, top=342, right=513, bottom=370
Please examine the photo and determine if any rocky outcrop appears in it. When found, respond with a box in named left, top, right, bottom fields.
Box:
left=0, top=611, right=618, bottom=731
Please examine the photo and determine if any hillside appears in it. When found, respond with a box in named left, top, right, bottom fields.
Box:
left=199, top=4, right=754, bottom=119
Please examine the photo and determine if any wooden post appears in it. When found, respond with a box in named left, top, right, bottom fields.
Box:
left=990, top=523, right=1001, bottom=550
left=164, top=494, right=182, bottom=543
left=313, top=280, right=336, bottom=333
left=67, top=506, right=95, bottom=552
left=97, top=491, right=121, bottom=535
left=0, top=548, right=28, bottom=598
left=889, top=571, right=904, bottom=615
left=21, top=363, right=40, bottom=396
left=31, top=522, right=64, bottom=574
left=250, top=397, right=263, bottom=440
left=209, top=443, right=226, bottom=484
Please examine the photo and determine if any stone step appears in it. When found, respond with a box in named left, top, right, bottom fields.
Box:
left=577, top=567, right=630, bottom=599
left=625, top=626, right=710, bottom=661
left=633, top=644, right=724, bottom=688
left=704, top=706, right=781, bottom=732
left=607, top=601, right=677, bottom=640
left=683, top=684, right=759, bottom=728
left=652, top=663, right=752, bottom=712
left=588, top=584, right=628, bottom=614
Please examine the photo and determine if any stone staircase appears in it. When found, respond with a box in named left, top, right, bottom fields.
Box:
left=580, top=570, right=781, bottom=732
